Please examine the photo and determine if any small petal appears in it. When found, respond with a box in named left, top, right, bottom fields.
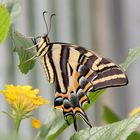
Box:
left=32, top=119, right=41, bottom=128
left=129, top=107, right=140, bottom=116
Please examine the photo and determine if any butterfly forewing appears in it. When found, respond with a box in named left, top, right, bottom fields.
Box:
left=35, top=36, right=128, bottom=130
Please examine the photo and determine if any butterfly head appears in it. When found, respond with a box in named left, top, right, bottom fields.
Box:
left=42, top=33, right=50, bottom=43
left=33, top=11, right=55, bottom=54
left=33, top=33, right=50, bottom=57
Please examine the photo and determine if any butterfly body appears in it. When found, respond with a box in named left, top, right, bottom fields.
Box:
left=33, top=33, right=128, bottom=130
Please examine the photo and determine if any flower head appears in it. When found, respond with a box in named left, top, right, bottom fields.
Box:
left=0, top=84, right=49, bottom=118
left=0, top=84, right=49, bottom=139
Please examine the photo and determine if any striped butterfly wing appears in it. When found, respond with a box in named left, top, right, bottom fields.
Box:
left=56, top=44, right=128, bottom=130
left=37, top=38, right=128, bottom=130
left=72, top=46, right=128, bottom=91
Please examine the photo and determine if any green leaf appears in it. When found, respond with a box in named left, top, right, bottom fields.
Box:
left=10, top=31, right=35, bottom=74
left=6, top=0, right=21, bottom=24
left=0, top=4, right=10, bottom=44
left=70, top=112, right=140, bottom=140
left=36, top=109, right=67, bottom=140
left=84, top=89, right=105, bottom=110
left=103, top=105, right=121, bottom=123
left=127, top=131, right=140, bottom=140
left=35, top=89, right=105, bottom=140
left=102, top=106, right=140, bottom=139
left=120, top=46, right=140, bottom=71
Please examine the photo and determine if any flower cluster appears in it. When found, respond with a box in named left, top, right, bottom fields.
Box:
left=0, top=84, right=49, bottom=120
left=0, top=84, right=49, bottom=138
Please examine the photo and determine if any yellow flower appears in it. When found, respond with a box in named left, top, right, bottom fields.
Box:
left=0, top=84, right=49, bottom=118
left=129, top=107, right=140, bottom=116
left=32, top=118, right=41, bottom=128
left=0, top=84, right=49, bottom=139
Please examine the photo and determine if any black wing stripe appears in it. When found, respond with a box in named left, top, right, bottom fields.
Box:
left=78, top=54, right=85, bottom=63
left=93, top=72, right=127, bottom=90
left=43, top=54, right=51, bottom=82
left=37, top=38, right=44, bottom=51
left=98, top=57, right=112, bottom=65
left=87, top=72, right=97, bottom=82
left=95, top=57, right=118, bottom=72
left=87, top=53, right=99, bottom=62
left=75, top=46, right=87, bottom=54
left=81, top=56, right=94, bottom=70
left=38, top=42, right=47, bottom=56
left=93, top=77, right=127, bottom=90
left=96, top=68, right=124, bottom=78
left=80, top=55, right=102, bottom=71
left=68, top=63, right=73, bottom=76
left=60, top=46, right=69, bottom=90
left=37, top=37, right=50, bottom=56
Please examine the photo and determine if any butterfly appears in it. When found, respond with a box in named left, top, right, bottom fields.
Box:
left=26, top=11, right=128, bottom=131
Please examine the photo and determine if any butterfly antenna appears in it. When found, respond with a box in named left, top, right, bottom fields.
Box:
left=43, top=11, right=49, bottom=34
left=47, top=13, right=56, bottom=35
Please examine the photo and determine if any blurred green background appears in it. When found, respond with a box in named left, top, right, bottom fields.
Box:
left=1, top=0, right=140, bottom=139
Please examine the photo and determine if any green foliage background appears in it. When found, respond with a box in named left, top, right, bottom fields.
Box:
left=0, top=4, right=10, bottom=44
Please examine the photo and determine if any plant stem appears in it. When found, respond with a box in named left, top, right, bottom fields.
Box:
left=13, top=117, right=21, bottom=140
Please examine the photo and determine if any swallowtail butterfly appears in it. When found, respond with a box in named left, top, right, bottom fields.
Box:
left=27, top=11, right=128, bottom=130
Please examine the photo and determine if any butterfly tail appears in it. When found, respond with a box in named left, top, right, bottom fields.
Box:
left=70, top=93, right=92, bottom=130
